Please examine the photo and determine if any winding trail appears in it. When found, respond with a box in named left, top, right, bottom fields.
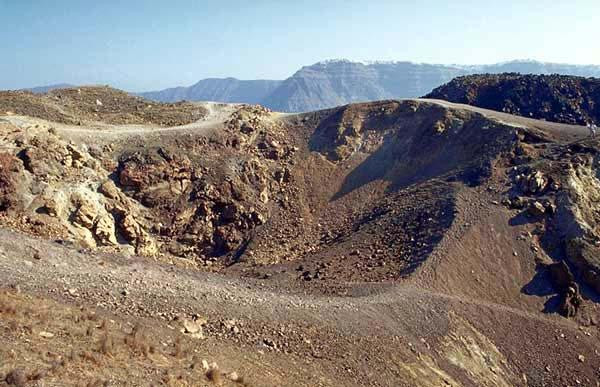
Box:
left=2, top=99, right=590, bottom=141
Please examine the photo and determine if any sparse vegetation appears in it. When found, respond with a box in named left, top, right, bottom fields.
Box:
left=0, top=87, right=207, bottom=127
left=206, top=368, right=222, bottom=385
left=0, top=289, right=248, bottom=386
left=4, top=368, right=27, bottom=386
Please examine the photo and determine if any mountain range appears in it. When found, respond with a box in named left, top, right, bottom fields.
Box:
left=138, top=59, right=600, bottom=112
left=25, top=83, right=75, bottom=94
left=16, top=60, right=600, bottom=113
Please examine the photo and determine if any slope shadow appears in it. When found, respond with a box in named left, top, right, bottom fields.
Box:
left=315, top=113, right=517, bottom=200
left=520, top=220, right=600, bottom=314
left=508, top=211, right=543, bottom=226
left=521, top=263, right=562, bottom=314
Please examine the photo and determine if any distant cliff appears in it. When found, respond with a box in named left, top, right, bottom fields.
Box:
left=136, top=60, right=600, bottom=112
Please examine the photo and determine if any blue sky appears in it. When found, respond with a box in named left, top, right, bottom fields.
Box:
left=1, top=0, right=599, bottom=91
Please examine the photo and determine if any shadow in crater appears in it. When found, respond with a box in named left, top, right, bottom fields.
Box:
left=521, top=263, right=562, bottom=314
left=522, top=264, right=556, bottom=297
left=508, top=211, right=543, bottom=226
left=307, top=103, right=518, bottom=201
left=519, top=216, right=600, bottom=315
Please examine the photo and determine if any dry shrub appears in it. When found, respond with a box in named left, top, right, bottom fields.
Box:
left=86, top=379, right=108, bottom=387
left=50, top=358, right=66, bottom=372
left=36, top=309, right=49, bottom=324
left=172, top=336, right=184, bottom=358
left=7, top=320, right=18, bottom=333
left=98, top=333, right=114, bottom=356
left=68, top=349, right=78, bottom=361
left=161, top=372, right=173, bottom=385
left=22, top=324, right=33, bottom=335
left=206, top=368, right=222, bottom=385
left=30, top=368, right=47, bottom=381
left=81, top=351, right=101, bottom=364
left=124, top=323, right=152, bottom=357
left=80, top=308, right=99, bottom=322
left=4, top=368, right=27, bottom=386
left=0, top=297, right=17, bottom=316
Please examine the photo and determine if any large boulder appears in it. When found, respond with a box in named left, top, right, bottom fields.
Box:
left=518, top=170, right=547, bottom=194
left=94, top=213, right=118, bottom=246
left=119, top=213, right=158, bottom=256
left=566, top=238, right=600, bottom=294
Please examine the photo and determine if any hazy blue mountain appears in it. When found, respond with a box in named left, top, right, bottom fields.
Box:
left=139, top=60, right=600, bottom=112
left=24, top=83, right=74, bottom=94
left=138, top=78, right=282, bottom=104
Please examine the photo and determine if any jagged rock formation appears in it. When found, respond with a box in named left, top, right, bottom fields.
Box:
left=140, top=59, right=600, bottom=112
left=0, top=102, right=291, bottom=262
left=498, top=131, right=600, bottom=319
left=425, top=73, right=600, bottom=124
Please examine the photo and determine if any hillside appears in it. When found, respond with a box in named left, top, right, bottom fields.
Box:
left=138, top=78, right=282, bottom=104
left=1, top=89, right=599, bottom=385
left=0, top=86, right=206, bottom=127
left=139, top=59, right=600, bottom=112
left=425, top=73, right=600, bottom=125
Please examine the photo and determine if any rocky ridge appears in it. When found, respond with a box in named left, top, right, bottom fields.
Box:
left=425, top=73, right=600, bottom=125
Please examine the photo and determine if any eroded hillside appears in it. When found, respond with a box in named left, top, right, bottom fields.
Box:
left=1, top=92, right=600, bottom=386
left=0, top=86, right=206, bottom=127
left=0, top=99, right=520, bottom=279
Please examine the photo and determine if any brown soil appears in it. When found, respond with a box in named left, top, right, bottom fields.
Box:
left=0, top=86, right=207, bottom=127
left=1, top=95, right=599, bottom=386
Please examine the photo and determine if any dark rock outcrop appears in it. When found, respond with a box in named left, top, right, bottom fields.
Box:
left=425, top=73, right=600, bottom=125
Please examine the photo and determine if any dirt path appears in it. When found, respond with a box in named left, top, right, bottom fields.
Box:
left=0, top=102, right=241, bottom=138
left=2, top=98, right=589, bottom=142
left=2, top=224, right=598, bottom=386
left=417, top=98, right=590, bottom=140
left=0, top=227, right=579, bottom=334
